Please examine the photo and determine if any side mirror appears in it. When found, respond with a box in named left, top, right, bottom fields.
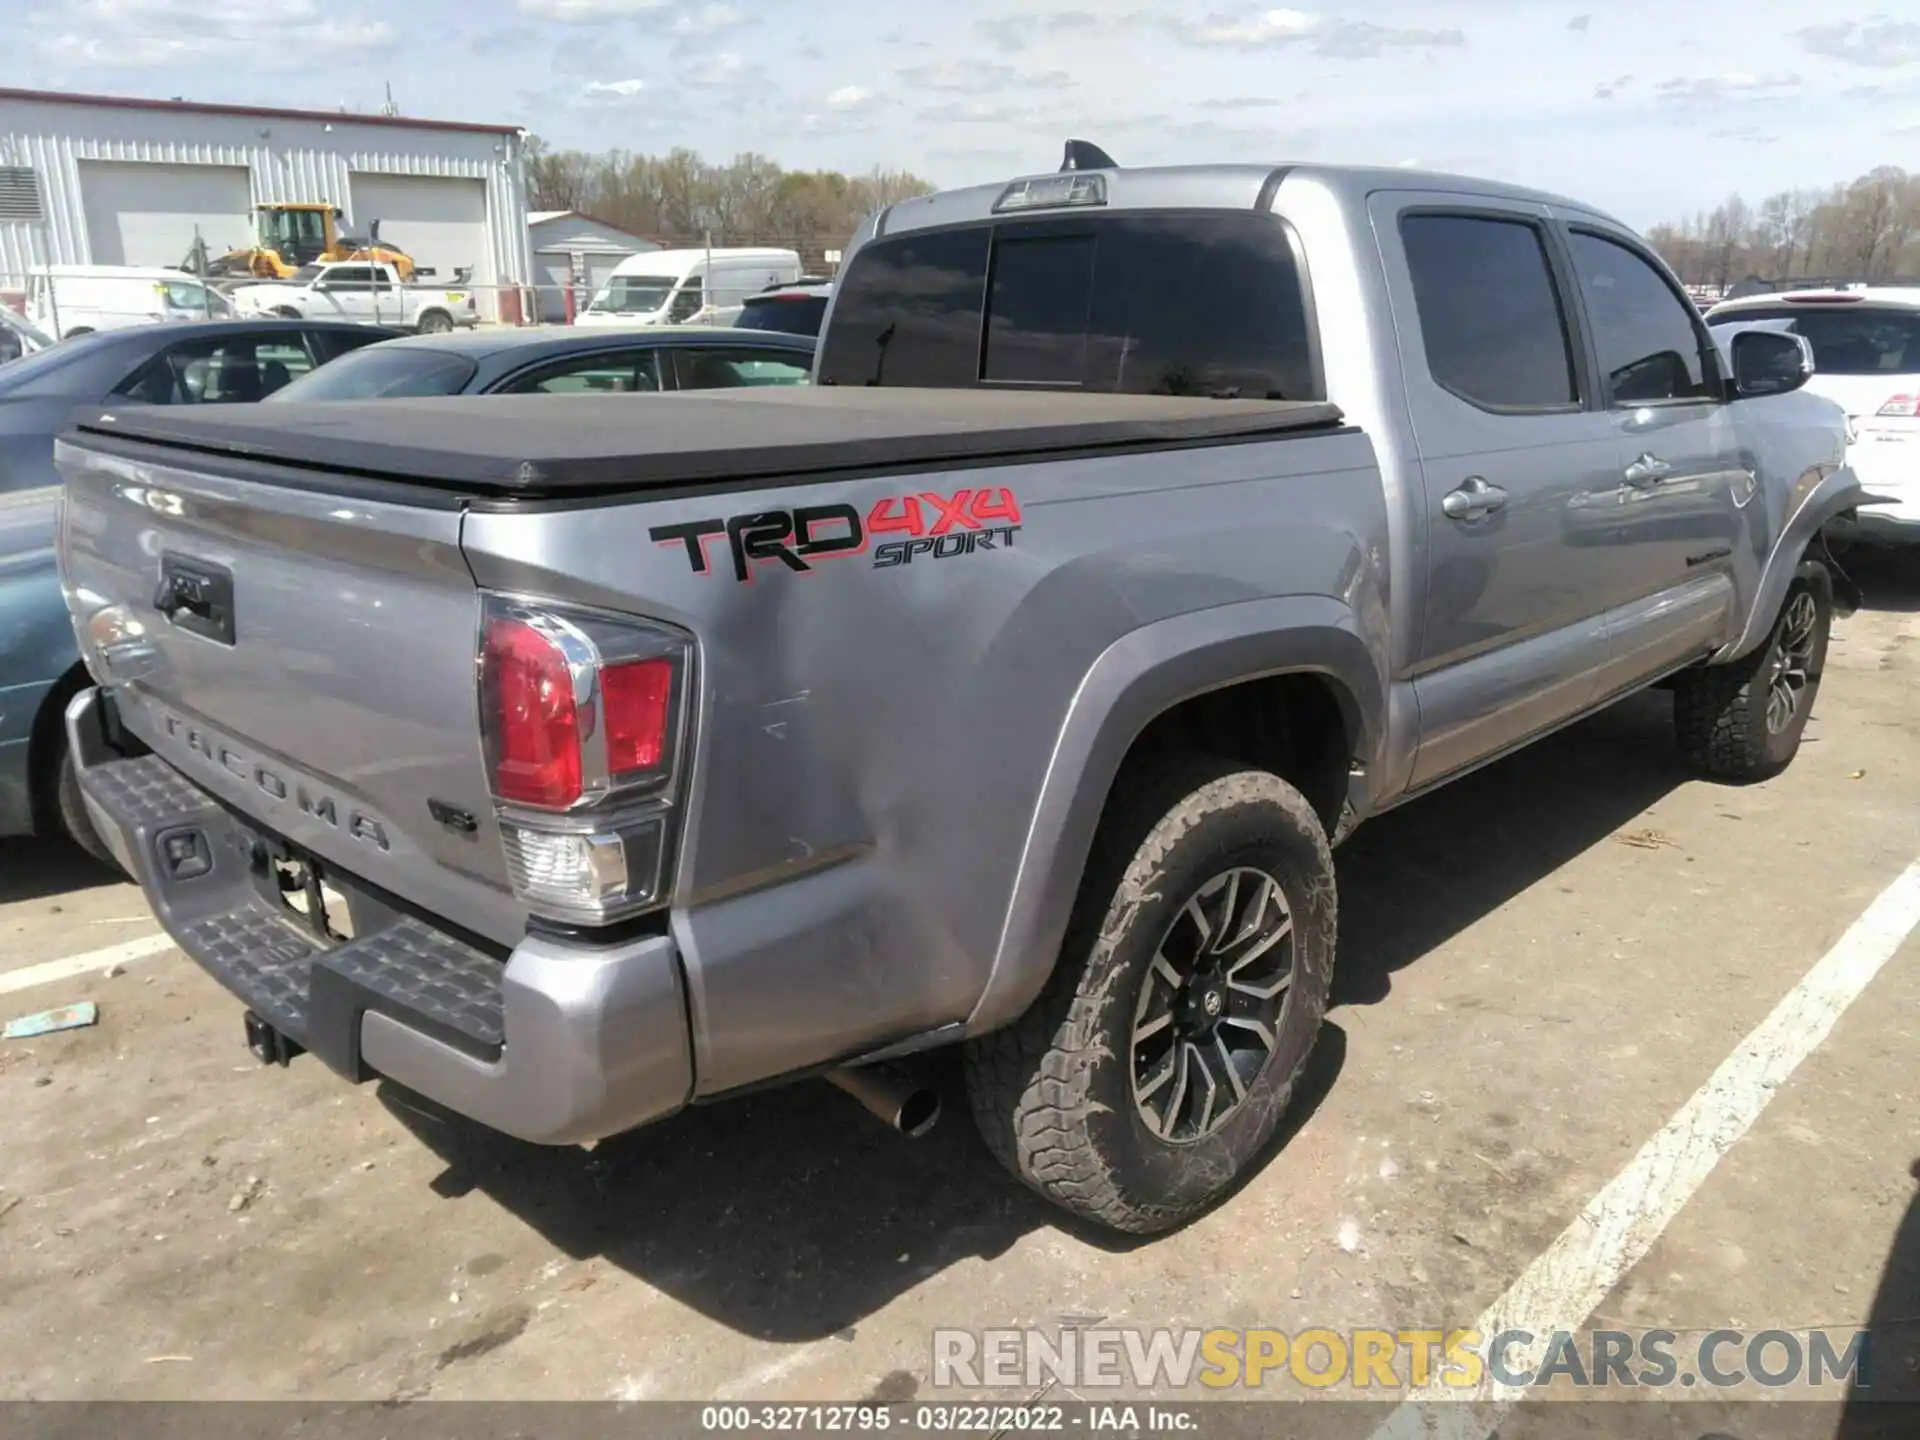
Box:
left=1731, top=329, right=1814, bottom=399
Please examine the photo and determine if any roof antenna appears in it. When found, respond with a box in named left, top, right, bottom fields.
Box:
left=1060, top=140, right=1117, bottom=172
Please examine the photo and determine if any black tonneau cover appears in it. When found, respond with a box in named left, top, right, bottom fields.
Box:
left=69, top=387, right=1344, bottom=498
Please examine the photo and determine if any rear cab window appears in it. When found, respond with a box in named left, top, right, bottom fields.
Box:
left=818, top=212, right=1321, bottom=401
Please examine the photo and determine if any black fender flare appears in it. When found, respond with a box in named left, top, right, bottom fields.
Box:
left=965, top=594, right=1384, bottom=1035
left=1715, top=464, right=1865, bottom=663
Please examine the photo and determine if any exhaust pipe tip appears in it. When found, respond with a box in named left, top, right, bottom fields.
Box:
left=827, top=1064, right=942, bottom=1139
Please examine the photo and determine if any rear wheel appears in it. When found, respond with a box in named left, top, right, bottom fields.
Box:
left=272, top=307, right=302, bottom=319
left=963, top=755, right=1336, bottom=1234
left=417, top=310, right=454, bottom=334
left=55, top=741, right=119, bottom=871
left=1673, top=562, right=1832, bottom=782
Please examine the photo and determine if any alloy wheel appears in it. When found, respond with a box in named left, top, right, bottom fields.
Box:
left=1765, top=591, right=1820, bottom=735
left=1130, top=866, right=1296, bottom=1143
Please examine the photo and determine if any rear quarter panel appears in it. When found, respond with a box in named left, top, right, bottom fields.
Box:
left=462, top=429, right=1389, bottom=1094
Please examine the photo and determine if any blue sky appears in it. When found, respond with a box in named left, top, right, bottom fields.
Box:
left=9, top=0, right=1919, bottom=226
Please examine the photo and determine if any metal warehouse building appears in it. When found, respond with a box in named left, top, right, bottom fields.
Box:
left=0, top=87, right=534, bottom=320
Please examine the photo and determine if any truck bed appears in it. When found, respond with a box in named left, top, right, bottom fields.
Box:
left=71, top=388, right=1345, bottom=500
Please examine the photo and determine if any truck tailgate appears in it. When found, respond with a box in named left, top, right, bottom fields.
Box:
left=54, top=434, right=524, bottom=946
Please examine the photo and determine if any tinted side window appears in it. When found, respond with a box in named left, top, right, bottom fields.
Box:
left=818, top=227, right=990, bottom=387
left=115, top=334, right=291, bottom=405
left=1400, top=214, right=1577, bottom=410
left=1568, top=232, right=1716, bottom=404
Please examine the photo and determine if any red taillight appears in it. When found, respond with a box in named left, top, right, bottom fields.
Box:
left=603, top=657, right=673, bottom=774
left=482, top=615, right=582, bottom=808
left=1876, top=394, right=1919, bottom=417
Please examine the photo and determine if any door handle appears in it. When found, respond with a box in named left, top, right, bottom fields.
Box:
left=1623, top=452, right=1673, bottom=487
left=1441, top=476, right=1510, bottom=521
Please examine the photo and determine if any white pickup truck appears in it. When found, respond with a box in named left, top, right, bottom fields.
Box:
left=229, top=262, right=477, bottom=333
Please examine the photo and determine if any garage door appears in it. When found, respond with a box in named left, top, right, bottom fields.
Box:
left=348, top=174, right=492, bottom=290
left=79, top=161, right=253, bottom=268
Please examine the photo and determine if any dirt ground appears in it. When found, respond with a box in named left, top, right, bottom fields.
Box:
left=1, top=551, right=1915, bottom=1424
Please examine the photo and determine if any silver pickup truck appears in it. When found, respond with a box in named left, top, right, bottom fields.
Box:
left=54, top=158, right=1861, bottom=1235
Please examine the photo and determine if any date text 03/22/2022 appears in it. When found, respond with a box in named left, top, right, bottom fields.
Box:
left=697, top=1404, right=1198, bottom=1432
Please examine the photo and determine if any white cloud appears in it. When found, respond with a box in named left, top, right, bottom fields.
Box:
left=1796, top=19, right=1920, bottom=68
left=1655, top=71, right=1800, bottom=104
left=1176, top=9, right=1465, bottom=57
left=583, top=78, right=646, bottom=96
left=39, top=0, right=391, bottom=67
left=1187, top=8, right=1318, bottom=46
left=899, top=61, right=1073, bottom=93
left=826, top=85, right=872, bottom=110
left=518, top=0, right=665, bottom=20
left=975, top=9, right=1100, bottom=53
left=672, top=4, right=745, bottom=37
left=682, top=50, right=748, bottom=86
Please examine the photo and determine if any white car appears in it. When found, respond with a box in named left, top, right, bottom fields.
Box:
left=1708, top=287, right=1920, bottom=546
left=229, top=261, right=477, bottom=334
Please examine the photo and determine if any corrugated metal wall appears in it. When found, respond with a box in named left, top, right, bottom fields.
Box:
left=0, top=95, right=532, bottom=318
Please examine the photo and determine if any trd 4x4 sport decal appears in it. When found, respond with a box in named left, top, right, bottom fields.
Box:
left=651, top=487, right=1023, bottom=582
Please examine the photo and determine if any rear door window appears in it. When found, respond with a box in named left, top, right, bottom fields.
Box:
left=1399, top=213, right=1579, bottom=410
left=819, top=213, right=1319, bottom=399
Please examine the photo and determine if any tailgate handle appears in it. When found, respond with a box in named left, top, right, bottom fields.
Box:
left=154, top=554, right=236, bottom=646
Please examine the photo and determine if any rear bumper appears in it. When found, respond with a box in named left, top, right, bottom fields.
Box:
left=1843, top=428, right=1920, bottom=545
left=66, top=686, right=693, bottom=1145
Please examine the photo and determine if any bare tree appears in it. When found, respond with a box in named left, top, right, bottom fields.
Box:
left=520, top=136, right=935, bottom=264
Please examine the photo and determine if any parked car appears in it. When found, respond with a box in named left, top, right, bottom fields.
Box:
left=265, top=326, right=815, bottom=400
left=228, top=262, right=477, bottom=334
left=54, top=156, right=1858, bottom=1234
left=0, top=306, right=56, bottom=364
left=25, top=265, right=235, bottom=339
left=734, top=279, right=833, bottom=337
left=576, top=248, right=802, bottom=329
left=1708, top=287, right=1920, bottom=546
left=1, top=319, right=398, bottom=864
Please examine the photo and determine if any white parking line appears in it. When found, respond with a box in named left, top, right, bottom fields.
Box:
left=0, top=932, right=177, bottom=999
left=1372, top=857, right=1920, bottom=1440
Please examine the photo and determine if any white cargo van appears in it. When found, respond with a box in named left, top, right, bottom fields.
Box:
left=575, top=248, right=802, bottom=328
left=26, top=266, right=234, bottom=339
